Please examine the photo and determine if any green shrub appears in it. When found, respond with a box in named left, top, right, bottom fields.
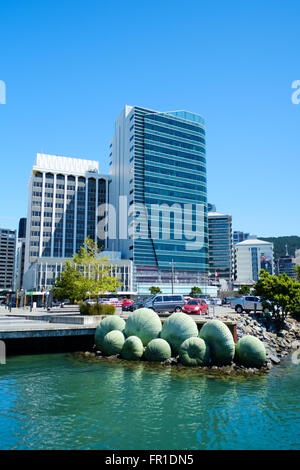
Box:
left=79, top=302, right=116, bottom=316
left=121, top=336, right=144, bottom=361
left=78, top=301, right=89, bottom=315
left=179, top=337, right=210, bottom=367
left=235, top=335, right=266, bottom=368
left=199, top=319, right=235, bottom=366
left=144, top=338, right=172, bottom=362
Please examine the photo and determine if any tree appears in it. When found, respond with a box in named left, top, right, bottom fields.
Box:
left=294, top=265, right=300, bottom=282
left=189, top=286, right=202, bottom=297
left=238, top=285, right=251, bottom=295
left=254, top=269, right=300, bottom=323
left=149, top=286, right=162, bottom=295
left=52, top=261, right=87, bottom=303
left=52, top=238, right=120, bottom=301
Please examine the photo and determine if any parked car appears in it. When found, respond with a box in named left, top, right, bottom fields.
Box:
left=122, top=298, right=145, bottom=312
left=108, top=298, right=123, bottom=307
left=210, top=297, right=222, bottom=306
left=144, top=294, right=185, bottom=314
left=182, top=299, right=208, bottom=315
left=230, top=296, right=270, bottom=314
left=199, top=296, right=211, bottom=305
left=84, top=299, right=97, bottom=305
left=122, top=298, right=133, bottom=307
left=222, top=297, right=233, bottom=305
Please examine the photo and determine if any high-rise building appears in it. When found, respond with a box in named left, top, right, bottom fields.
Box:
left=208, top=211, right=233, bottom=286
left=109, top=105, right=209, bottom=294
left=233, top=231, right=257, bottom=245
left=275, top=255, right=296, bottom=278
left=207, top=203, right=216, bottom=212
left=0, top=228, right=16, bottom=290
left=24, top=154, right=110, bottom=272
left=14, top=217, right=27, bottom=290
left=235, top=239, right=274, bottom=283
left=18, top=218, right=27, bottom=239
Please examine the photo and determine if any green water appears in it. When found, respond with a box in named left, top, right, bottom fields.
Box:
left=0, top=353, right=299, bottom=450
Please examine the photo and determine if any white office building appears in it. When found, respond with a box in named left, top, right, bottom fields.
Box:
left=235, top=239, right=274, bottom=283
left=24, top=154, right=110, bottom=272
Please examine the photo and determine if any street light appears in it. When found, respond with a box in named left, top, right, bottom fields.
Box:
left=170, top=260, right=175, bottom=294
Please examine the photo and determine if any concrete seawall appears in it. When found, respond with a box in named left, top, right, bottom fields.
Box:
left=0, top=309, right=237, bottom=355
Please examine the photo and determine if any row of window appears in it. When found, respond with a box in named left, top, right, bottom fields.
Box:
left=143, top=152, right=206, bottom=172
left=144, top=163, right=206, bottom=181
left=145, top=113, right=205, bottom=135
left=144, top=132, right=205, bottom=153
left=144, top=143, right=205, bottom=162
left=144, top=174, right=206, bottom=193
left=144, top=121, right=206, bottom=145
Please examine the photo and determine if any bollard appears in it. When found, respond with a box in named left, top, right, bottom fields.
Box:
left=0, top=341, right=6, bottom=364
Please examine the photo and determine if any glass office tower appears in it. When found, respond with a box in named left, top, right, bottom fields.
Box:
left=109, top=106, right=209, bottom=294
left=208, top=211, right=233, bottom=286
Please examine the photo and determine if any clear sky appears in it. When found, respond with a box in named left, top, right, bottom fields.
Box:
left=0, top=0, right=299, bottom=237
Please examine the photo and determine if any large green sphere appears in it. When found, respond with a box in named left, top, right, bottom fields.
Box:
left=160, top=312, right=198, bottom=354
left=121, top=336, right=144, bottom=361
left=235, top=335, right=266, bottom=368
left=179, top=337, right=211, bottom=367
left=199, top=319, right=235, bottom=366
left=94, top=315, right=125, bottom=350
left=124, top=308, right=162, bottom=346
left=144, top=338, right=172, bottom=362
left=102, top=330, right=125, bottom=356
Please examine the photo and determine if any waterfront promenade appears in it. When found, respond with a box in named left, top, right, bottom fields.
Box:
left=0, top=305, right=238, bottom=355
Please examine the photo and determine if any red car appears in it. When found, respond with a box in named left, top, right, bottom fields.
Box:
left=122, top=299, right=133, bottom=307
left=182, top=299, right=208, bottom=315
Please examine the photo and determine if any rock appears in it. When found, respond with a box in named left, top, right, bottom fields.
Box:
left=243, top=325, right=253, bottom=334
left=163, top=357, right=177, bottom=366
left=269, top=354, right=280, bottom=364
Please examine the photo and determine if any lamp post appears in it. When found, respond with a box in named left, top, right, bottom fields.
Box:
left=170, top=260, right=175, bottom=294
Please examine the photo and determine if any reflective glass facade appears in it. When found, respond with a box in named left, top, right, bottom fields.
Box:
left=131, top=106, right=208, bottom=274
left=208, top=213, right=233, bottom=282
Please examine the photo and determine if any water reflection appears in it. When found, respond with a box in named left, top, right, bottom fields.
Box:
left=0, top=354, right=299, bottom=449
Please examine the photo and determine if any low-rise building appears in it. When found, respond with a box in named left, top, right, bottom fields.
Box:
left=235, top=238, right=274, bottom=283
left=23, top=256, right=134, bottom=294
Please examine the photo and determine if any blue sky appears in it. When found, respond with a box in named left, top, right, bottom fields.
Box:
left=0, top=0, right=299, bottom=237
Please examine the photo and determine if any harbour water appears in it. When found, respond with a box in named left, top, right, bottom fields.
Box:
left=0, top=353, right=299, bottom=450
